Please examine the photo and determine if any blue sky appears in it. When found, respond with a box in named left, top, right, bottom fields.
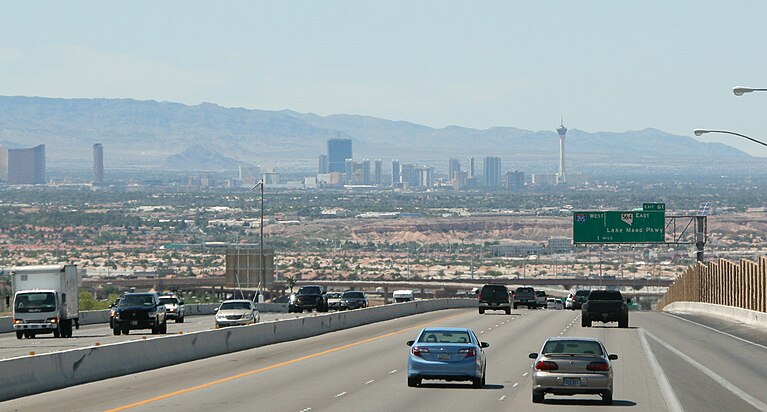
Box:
left=2, top=1, right=767, bottom=156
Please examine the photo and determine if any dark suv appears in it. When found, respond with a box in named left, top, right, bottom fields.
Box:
left=570, top=289, right=591, bottom=310
left=112, top=292, right=167, bottom=335
left=478, top=284, right=511, bottom=314
left=289, top=285, right=329, bottom=313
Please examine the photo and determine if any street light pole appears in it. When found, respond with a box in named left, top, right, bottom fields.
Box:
left=253, top=179, right=265, bottom=303
left=694, top=129, right=767, bottom=148
left=733, top=86, right=767, bottom=96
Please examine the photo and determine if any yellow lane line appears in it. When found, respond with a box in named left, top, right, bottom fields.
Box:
left=106, top=310, right=469, bottom=411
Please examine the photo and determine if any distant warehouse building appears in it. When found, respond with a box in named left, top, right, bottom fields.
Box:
left=490, top=241, right=544, bottom=257
left=548, top=236, right=573, bottom=254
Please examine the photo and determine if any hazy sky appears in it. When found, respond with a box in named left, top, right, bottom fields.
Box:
left=2, top=1, right=767, bottom=156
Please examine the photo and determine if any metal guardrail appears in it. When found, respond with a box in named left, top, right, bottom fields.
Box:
left=658, top=256, right=767, bottom=313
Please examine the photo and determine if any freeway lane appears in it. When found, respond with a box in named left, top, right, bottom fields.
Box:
left=0, top=312, right=307, bottom=360
left=2, top=308, right=765, bottom=411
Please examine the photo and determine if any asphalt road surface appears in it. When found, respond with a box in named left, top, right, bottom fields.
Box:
left=2, top=307, right=765, bottom=412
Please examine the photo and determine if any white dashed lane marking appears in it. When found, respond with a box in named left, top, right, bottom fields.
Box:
left=365, top=380, right=375, bottom=385
left=388, top=369, right=397, bottom=374
left=522, top=372, right=529, bottom=377
left=513, top=382, right=519, bottom=388
left=498, top=395, right=507, bottom=401
left=334, top=392, right=347, bottom=398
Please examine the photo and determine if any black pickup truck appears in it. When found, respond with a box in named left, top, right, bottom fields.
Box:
left=112, top=292, right=167, bottom=335
left=581, top=290, right=629, bottom=328
left=289, top=285, right=328, bottom=313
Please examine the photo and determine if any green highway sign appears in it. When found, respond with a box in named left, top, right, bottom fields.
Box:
left=643, top=203, right=666, bottom=211
left=573, top=210, right=665, bottom=243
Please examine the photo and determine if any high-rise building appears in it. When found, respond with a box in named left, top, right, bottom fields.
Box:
left=374, top=159, right=382, bottom=185
left=448, top=158, right=461, bottom=181
left=8, top=144, right=45, bottom=185
left=484, top=156, right=501, bottom=187
left=361, top=159, right=371, bottom=185
left=318, top=155, right=329, bottom=174
left=92, top=143, right=104, bottom=185
left=414, top=166, right=433, bottom=188
left=391, top=159, right=400, bottom=187
left=505, top=170, right=525, bottom=190
left=345, top=158, right=355, bottom=184
left=0, top=144, right=7, bottom=181
left=400, top=164, right=417, bottom=187
left=557, top=118, right=567, bottom=185
left=468, top=157, right=475, bottom=178
left=328, top=138, right=352, bottom=173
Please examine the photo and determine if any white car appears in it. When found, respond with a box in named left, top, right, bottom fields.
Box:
left=214, top=299, right=260, bottom=328
left=546, top=297, right=564, bottom=310
left=565, top=293, right=574, bottom=309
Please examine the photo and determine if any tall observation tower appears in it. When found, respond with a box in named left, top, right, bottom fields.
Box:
left=556, top=117, right=567, bottom=185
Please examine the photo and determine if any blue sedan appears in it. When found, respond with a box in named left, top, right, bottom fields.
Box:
left=406, top=327, right=489, bottom=388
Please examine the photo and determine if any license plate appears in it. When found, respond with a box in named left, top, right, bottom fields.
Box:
left=437, top=353, right=451, bottom=360
left=563, top=378, right=581, bottom=386
left=131, top=321, right=138, bottom=326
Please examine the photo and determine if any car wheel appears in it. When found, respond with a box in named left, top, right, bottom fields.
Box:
left=407, top=377, right=420, bottom=387
left=472, top=377, right=482, bottom=389
left=160, top=321, right=168, bottom=334
left=53, top=328, right=60, bottom=338
left=122, top=328, right=130, bottom=335
left=532, top=391, right=544, bottom=403
left=16, top=331, right=23, bottom=340
left=513, top=303, right=518, bottom=309
left=619, top=318, right=629, bottom=328
left=602, top=391, right=613, bottom=405
left=505, top=308, right=511, bottom=315
left=478, top=308, right=485, bottom=314
left=581, top=316, right=591, bottom=327
left=113, top=327, right=121, bottom=336
left=178, top=315, right=185, bottom=323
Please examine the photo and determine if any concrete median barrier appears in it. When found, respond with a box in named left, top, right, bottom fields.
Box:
left=663, top=301, right=767, bottom=329
left=0, top=298, right=474, bottom=401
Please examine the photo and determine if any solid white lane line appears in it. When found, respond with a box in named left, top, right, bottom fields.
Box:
left=365, top=380, right=375, bottom=385
left=639, top=328, right=685, bottom=412
left=388, top=369, right=397, bottom=374
left=334, top=392, right=347, bottom=398
left=664, top=313, right=767, bottom=351
left=644, top=329, right=767, bottom=412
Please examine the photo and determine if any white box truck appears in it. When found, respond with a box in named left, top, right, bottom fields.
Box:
left=393, top=290, right=414, bottom=303
left=10, top=264, right=80, bottom=339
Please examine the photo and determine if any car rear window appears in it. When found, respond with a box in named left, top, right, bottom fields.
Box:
left=418, top=330, right=472, bottom=344
left=543, top=340, right=604, bottom=355
left=588, top=290, right=623, bottom=300
left=575, top=290, right=591, bottom=297
left=343, top=291, right=365, bottom=298
left=298, top=286, right=322, bottom=295
left=159, top=297, right=179, bottom=305
left=481, top=285, right=508, bottom=297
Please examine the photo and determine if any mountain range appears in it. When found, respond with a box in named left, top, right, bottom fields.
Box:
left=0, top=95, right=751, bottom=172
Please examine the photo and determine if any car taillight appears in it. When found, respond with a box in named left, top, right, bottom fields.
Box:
left=412, top=346, right=430, bottom=357
left=587, top=362, right=610, bottom=371
left=535, top=360, right=559, bottom=371
left=459, top=348, right=477, bottom=357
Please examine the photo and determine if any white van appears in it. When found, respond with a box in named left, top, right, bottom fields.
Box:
left=393, top=290, right=414, bottom=302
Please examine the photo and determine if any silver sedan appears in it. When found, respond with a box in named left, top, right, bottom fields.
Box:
left=529, top=337, right=617, bottom=405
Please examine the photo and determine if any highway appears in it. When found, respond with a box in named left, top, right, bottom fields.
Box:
left=0, top=312, right=305, bottom=360
left=2, top=308, right=765, bottom=412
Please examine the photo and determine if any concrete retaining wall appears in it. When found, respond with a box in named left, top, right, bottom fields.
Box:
left=0, top=298, right=474, bottom=401
left=663, top=301, right=767, bottom=329
left=0, top=302, right=288, bottom=333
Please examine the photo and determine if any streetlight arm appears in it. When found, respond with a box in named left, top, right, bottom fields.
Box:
left=733, top=86, right=767, bottom=96
left=693, top=129, right=767, bottom=148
